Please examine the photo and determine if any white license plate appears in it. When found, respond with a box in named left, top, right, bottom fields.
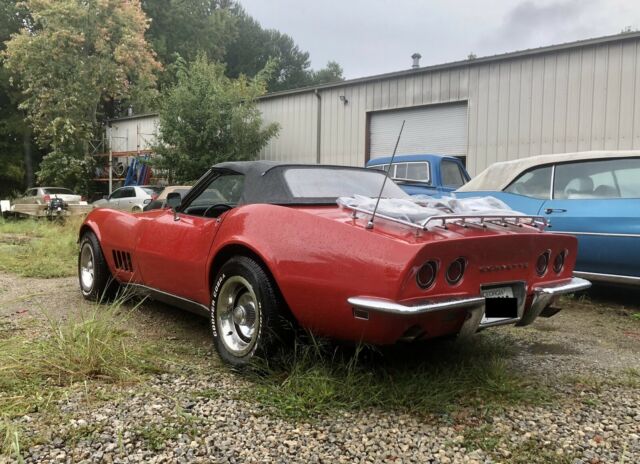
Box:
left=482, top=286, right=514, bottom=299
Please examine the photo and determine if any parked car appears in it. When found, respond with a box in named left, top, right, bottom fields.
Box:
left=366, top=154, right=470, bottom=196
left=10, top=187, right=92, bottom=218
left=456, top=151, right=640, bottom=286
left=143, top=186, right=191, bottom=212
left=92, top=185, right=163, bottom=212
left=78, top=161, right=589, bottom=366
left=13, top=187, right=83, bottom=205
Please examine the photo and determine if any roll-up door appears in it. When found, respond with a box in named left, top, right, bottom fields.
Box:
left=368, top=103, right=468, bottom=159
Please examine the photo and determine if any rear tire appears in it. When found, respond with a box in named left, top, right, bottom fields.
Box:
left=78, top=231, right=117, bottom=301
left=211, top=256, right=284, bottom=367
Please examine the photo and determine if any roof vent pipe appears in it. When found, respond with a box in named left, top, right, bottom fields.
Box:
left=411, top=53, right=421, bottom=69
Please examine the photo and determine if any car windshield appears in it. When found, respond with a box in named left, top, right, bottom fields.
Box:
left=283, top=167, right=409, bottom=199
left=142, top=187, right=163, bottom=196
left=43, top=188, right=74, bottom=195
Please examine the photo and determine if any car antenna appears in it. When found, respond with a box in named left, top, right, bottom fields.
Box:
left=366, top=119, right=405, bottom=230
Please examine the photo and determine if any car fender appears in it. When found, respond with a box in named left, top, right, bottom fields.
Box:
left=207, top=204, right=417, bottom=333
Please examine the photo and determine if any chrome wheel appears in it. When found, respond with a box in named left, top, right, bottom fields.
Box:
left=80, top=243, right=95, bottom=292
left=216, top=276, right=260, bottom=357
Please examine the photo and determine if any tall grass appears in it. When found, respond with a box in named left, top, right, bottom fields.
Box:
left=0, top=217, right=81, bottom=278
left=0, top=299, right=160, bottom=420
left=250, top=334, right=551, bottom=420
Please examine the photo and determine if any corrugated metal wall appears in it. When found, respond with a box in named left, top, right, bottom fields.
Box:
left=258, top=37, right=640, bottom=175
left=107, top=116, right=159, bottom=153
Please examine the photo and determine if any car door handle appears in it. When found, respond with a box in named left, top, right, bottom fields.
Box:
left=544, top=208, right=567, bottom=214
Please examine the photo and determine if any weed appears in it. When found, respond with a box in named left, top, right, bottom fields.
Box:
left=0, top=217, right=81, bottom=278
left=461, top=425, right=502, bottom=453
left=0, top=419, right=23, bottom=463
left=0, top=300, right=162, bottom=420
left=248, top=333, right=551, bottom=420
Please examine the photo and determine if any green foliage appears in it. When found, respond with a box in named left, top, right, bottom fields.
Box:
left=0, top=216, right=80, bottom=278
left=224, top=5, right=344, bottom=91
left=142, top=0, right=237, bottom=75
left=3, top=0, right=161, bottom=153
left=0, top=301, right=162, bottom=421
left=155, top=54, right=279, bottom=181
left=35, top=151, right=95, bottom=196
left=249, top=335, right=551, bottom=420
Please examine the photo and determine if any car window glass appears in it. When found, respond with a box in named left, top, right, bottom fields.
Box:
left=614, top=160, right=640, bottom=198
left=368, top=164, right=389, bottom=172
left=109, top=189, right=123, bottom=199
left=394, top=163, right=407, bottom=179
left=404, top=162, right=430, bottom=183
left=43, top=188, right=73, bottom=195
left=121, top=188, right=135, bottom=198
left=284, top=168, right=408, bottom=199
left=441, top=160, right=466, bottom=188
left=504, top=166, right=552, bottom=199
left=183, top=174, right=245, bottom=216
left=553, top=158, right=640, bottom=199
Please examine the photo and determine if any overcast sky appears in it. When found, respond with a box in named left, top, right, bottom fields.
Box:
left=237, top=0, right=640, bottom=79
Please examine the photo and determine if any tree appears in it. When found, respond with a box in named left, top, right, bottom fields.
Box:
left=142, top=0, right=237, bottom=68
left=3, top=0, right=161, bottom=193
left=308, top=61, right=344, bottom=86
left=0, top=0, right=35, bottom=195
left=155, top=54, right=278, bottom=182
left=224, top=6, right=343, bottom=92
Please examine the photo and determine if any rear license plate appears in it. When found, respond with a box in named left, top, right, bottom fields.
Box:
left=482, top=285, right=518, bottom=320
left=481, top=286, right=514, bottom=299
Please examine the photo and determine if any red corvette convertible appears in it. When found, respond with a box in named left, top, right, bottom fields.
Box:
left=78, top=162, right=590, bottom=365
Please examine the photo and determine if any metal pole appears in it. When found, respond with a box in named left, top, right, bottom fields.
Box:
left=108, top=125, right=113, bottom=195
left=366, top=120, right=406, bottom=230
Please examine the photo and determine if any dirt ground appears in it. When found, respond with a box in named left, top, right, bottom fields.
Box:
left=2, top=272, right=640, bottom=463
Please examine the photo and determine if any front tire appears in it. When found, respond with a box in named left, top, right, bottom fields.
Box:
left=78, top=231, right=117, bottom=301
left=211, top=256, right=284, bottom=367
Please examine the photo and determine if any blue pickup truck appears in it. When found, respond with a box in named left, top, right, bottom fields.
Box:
left=366, top=154, right=471, bottom=196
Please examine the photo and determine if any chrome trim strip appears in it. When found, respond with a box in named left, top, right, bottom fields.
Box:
left=517, top=277, right=591, bottom=326
left=550, top=231, right=640, bottom=238
left=127, top=283, right=210, bottom=316
left=347, top=295, right=485, bottom=315
left=532, top=277, right=592, bottom=295
left=574, top=271, right=640, bottom=285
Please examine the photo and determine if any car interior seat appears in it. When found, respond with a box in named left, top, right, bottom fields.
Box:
left=593, top=184, right=619, bottom=198
left=565, top=177, right=594, bottom=198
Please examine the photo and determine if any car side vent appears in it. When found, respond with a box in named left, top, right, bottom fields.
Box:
left=112, top=250, right=133, bottom=272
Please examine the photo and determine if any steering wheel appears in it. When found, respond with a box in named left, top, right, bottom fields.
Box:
left=203, top=203, right=233, bottom=218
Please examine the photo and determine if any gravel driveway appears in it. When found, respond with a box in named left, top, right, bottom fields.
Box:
left=1, top=273, right=639, bottom=464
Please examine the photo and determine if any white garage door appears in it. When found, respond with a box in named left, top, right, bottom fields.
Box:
left=368, top=103, right=468, bottom=158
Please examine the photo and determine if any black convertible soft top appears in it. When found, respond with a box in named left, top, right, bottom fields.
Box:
left=209, top=161, right=404, bottom=205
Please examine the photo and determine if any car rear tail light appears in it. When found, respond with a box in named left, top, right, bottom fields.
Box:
left=446, top=258, right=466, bottom=285
left=43, top=194, right=51, bottom=203
left=416, top=261, right=438, bottom=289
left=81, top=196, right=86, bottom=202
left=536, top=250, right=550, bottom=276
left=553, top=250, right=567, bottom=274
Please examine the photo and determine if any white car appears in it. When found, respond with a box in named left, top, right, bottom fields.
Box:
left=93, top=185, right=162, bottom=212
left=13, top=187, right=84, bottom=205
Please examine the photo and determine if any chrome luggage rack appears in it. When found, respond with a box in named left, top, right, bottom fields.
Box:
left=343, top=205, right=547, bottom=232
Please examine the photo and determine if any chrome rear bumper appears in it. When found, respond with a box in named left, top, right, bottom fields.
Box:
left=347, top=277, right=591, bottom=332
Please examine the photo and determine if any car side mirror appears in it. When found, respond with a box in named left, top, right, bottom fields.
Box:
left=166, top=192, right=182, bottom=221
left=166, top=192, right=182, bottom=209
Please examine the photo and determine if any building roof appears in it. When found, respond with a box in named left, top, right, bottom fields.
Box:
left=260, top=31, right=640, bottom=100
left=456, top=150, right=640, bottom=192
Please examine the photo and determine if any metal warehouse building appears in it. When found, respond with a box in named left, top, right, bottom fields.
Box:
left=258, top=31, right=640, bottom=175
left=104, top=31, right=640, bottom=181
